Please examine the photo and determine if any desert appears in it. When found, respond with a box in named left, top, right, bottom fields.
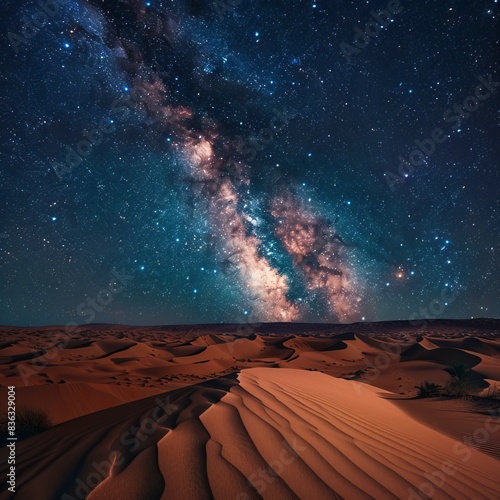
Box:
left=0, top=319, right=499, bottom=499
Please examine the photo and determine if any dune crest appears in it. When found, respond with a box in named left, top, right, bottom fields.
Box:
left=1, top=320, right=499, bottom=499
left=6, top=368, right=499, bottom=499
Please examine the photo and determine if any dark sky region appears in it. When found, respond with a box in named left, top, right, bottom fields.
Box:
left=0, top=0, right=498, bottom=326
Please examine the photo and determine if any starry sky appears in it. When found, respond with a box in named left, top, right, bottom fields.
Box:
left=0, top=0, right=498, bottom=326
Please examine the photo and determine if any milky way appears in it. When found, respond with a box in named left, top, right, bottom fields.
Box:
left=271, top=190, right=361, bottom=322
left=0, top=0, right=498, bottom=325
left=89, top=2, right=352, bottom=321
left=107, top=33, right=301, bottom=320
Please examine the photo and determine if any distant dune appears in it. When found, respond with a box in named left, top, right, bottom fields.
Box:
left=0, top=319, right=499, bottom=499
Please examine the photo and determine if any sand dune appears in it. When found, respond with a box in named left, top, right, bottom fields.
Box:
left=1, top=368, right=499, bottom=499
left=401, top=344, right=483, bottom=367
left=1, top=320, right=500, bottom=417
left=15, top=383, right=165, bottom=424
left=0, top=319, right=499, bottom=498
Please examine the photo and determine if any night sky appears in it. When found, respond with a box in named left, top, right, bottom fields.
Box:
left=0, top=0, right=498, bottom=326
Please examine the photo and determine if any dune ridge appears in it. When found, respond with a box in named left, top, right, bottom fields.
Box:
left=0, top=320, right=499, bottom=499
left=1, top=368, right=499, bottom=499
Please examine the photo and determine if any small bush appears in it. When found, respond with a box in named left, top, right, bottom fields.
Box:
left=415, top=381, right=442, bottom=398
left=445, top=363, right=480, bottom=399
left=445, top=380, right=478, bottom=399
left=448, top=363, right=471, bottom=383
left=0, top=407, right=52, bottom=442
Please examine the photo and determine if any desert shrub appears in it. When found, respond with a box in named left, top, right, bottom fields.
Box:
left=446, top=381, right=479, bottom=399
left=0, top=407, right=52, bottom=442
left=415, top=381, right=442, bottom=398
left=449, top=363, right=471, bottom=382
left=445, top=363, right=480, bottom=399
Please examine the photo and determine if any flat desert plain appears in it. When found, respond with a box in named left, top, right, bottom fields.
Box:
left=0, top=319, right=499, bottom=499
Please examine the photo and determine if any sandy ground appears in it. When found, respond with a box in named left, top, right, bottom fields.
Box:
left=0, top=319, right=499, bottom=499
